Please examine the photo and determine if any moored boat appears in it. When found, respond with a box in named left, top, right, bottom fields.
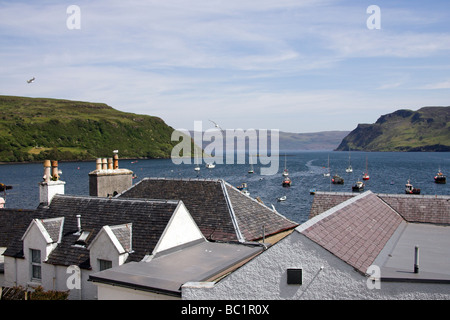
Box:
left=405, top=180, right=420, bottom=194
left=434, top=169, right=446, bottom=184
left=282, top=176, right=291, bottom=187
left=332, top=175, right=344, bottom=184
left=352, top=181, right=364, bottom=192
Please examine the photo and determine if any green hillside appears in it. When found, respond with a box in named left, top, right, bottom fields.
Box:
left=0, top=95, right=178, bottom=162
left=336, top=106, right=450, bottom=152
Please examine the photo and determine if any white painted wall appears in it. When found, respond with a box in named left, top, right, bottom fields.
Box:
left=182, top=230, right=450, bottom=300
left=153, top=202, right=205, bottom=254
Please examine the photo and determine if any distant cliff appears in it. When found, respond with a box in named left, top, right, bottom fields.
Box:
left=0, top=95, right=178, bottom=162
left=336, top=106, right=450, bottom=152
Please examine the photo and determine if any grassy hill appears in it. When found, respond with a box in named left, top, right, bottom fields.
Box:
left=0, top=95, right=178, bottom=162
left=336, top=106, right=450, bottom=152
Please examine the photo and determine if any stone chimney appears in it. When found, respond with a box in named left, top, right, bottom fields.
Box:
left=89, top=151, right=133, bottom=197
left=39, top=160, right=65, bottom=206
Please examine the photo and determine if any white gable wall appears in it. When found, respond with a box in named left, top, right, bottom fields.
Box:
left=153, top=202, right=205, bottom=255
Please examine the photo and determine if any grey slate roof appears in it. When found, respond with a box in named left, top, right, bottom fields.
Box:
left=117, top=178, right=298, bottom=242
left=0, top=208, right=38, bottom=248
left=3, top=195, right=181, bottom=269
left=299, top=191, right=404, bottom=274
left=301, top=190, right=450, bottom=282
left=310, top=191, right=450, bottom=225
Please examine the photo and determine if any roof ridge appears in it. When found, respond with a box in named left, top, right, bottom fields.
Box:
left=220, top=180, right=245, bottom=242
left=53, top=194, right=180, bottom=205
left=297, top=190, right=374, bottom=233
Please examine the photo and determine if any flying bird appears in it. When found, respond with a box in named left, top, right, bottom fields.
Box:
left=209, top=119, right=223, bottom=131
left=27, top=77, right=35, bottom=83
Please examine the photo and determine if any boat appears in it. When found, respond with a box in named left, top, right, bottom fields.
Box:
left=0, top=183, right=12, bottom=192
left=277, top=195, right=287, bottom=202
left=323, top=155, right=330, bottom=177
left=309, top=188, right=316, bottom=195
left=194, top=165, right=200, bottom=172
left=434, top=169, right=446, bottom=184
left=352, top=181, right=365, bottom=192
left=248, top=155, right=254, bottom=174
left=282, top=154, right=289, bottom=177
left=206, top=162, right=215, bottom=169
left=345, top=150, right=353, bottom=173
left=332, top=175, right=344, bottom=184
left=362, top=156, right=370, bottom=180
left=405, top=180, right=420, bottom=194
left=237, top=183, right=250, bottom=195
left=282, top=176, right=291, bottom=187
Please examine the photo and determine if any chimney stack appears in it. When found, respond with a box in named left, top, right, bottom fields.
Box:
left=89, top=150, right=133, bottom=197
left=39, top=160, right=65, bottom=206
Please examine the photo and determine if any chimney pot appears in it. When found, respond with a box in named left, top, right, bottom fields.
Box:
left=76, top=214, right=82, bottom=233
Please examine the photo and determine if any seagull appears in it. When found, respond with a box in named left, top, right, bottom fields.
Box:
left=27, top=77, right=35, bottom=83
left=209, top=119, right=223, bottom=131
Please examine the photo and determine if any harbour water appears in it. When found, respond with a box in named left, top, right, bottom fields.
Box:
left=0, top=151, right=448, bottom=224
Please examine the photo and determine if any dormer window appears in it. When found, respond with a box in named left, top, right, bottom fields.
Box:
left=74, top=230, right=92, bottom=247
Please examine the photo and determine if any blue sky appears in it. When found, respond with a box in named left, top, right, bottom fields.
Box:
left=0, top=0, right=449, bottom=133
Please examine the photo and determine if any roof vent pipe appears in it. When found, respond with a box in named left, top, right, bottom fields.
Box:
left=76, top=214, right=82, bottom=234
left=414, top=245, right=419, bottom=273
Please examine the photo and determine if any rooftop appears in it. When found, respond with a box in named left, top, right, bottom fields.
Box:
left=89, top=241, right=265, bottom=297
left=117, top=177, right=298, bottom=242
left=300, top=191, right=450, bottom=283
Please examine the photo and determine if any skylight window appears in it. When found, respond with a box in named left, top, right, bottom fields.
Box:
left=74, top=230, right=92, bottom=246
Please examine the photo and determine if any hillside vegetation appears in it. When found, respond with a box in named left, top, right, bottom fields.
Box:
left=0, top=95, right=177, bottom=162
left=336, top=106, right=450, bottom=152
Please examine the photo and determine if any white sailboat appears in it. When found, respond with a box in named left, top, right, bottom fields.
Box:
left=323, top=155, right=330, bottom=177
left=282, top=154, right=289, bottom=177
left=345, top=150, right=353, bottom=173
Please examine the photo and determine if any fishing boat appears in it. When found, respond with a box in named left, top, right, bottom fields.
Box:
left=206, top=162, right=215, bottom=169
left=282, top=176, right=291, bottom=187
left=332, top=175, right=344, bottom=184
left=405, top=180, right=420, bottom=194
left=362, top=156, right=370, bottom=180
left=434, top=169, right=446, bottom=184
left=352, top=181, right=365, bottom=192
left=277, top=195, right=287, bottom=202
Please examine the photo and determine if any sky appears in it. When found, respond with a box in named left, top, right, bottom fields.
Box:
left=0, top=0, right=449, bottom=133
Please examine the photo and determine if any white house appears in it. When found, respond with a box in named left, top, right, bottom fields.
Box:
left=181, top=191, right=450, bottom=300
left=3, top=195, right=205, bottom=300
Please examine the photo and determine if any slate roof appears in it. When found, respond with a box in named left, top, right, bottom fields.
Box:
left=3, top=195, right=181, bottom=269
left=0, top=208, right=38, bottom=248
left=298, top=191, right=404, bottom=274
left=117, top=178, right=298, bottom=242
left=310, top=191, right=450, bottom=225
left=301, top=190, right=450, bottom=281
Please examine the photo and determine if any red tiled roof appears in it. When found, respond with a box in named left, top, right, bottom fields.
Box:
left=299, top=191, right=404, bottom=274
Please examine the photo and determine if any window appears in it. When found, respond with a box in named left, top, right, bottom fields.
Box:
left=98, top=259, right=112, bottom=271
left=30, top=249, right=42, bottom=281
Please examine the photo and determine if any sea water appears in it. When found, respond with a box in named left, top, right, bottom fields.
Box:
left=0, top=151, right=448, bottom=224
